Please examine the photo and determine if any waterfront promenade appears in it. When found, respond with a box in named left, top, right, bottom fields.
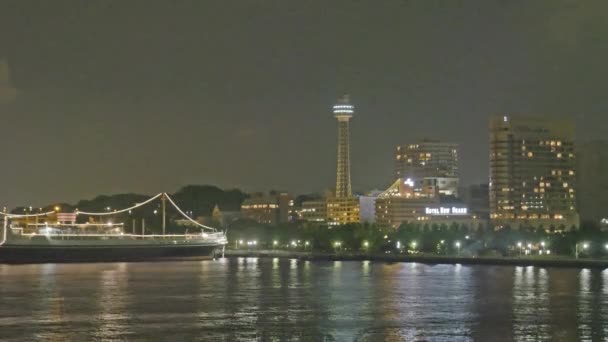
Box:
left=226, top=249, right=608, bottom=269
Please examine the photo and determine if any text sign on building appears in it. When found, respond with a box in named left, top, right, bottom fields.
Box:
left=424, top=207, right=468, bottom=216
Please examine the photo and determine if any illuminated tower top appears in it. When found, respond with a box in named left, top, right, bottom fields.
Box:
left=333, top=94, right=354, bottom=121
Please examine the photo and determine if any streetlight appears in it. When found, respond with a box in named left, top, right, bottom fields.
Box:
left=363, top=241, right=369, bottom=249
left=305, top=241, right=310, bottom=250
left=410, top=241, right=417, bottom=253
left=396, top=241, right=401, bottom=250
left=576, top=242, right=589, bottom=259
left=334, top=241, right=342, bottom=251
left=273, top=240, right=278, bottom=249
left=455, top=241, right=461, bottom=256
left=517, top=241, right=523, bottom=256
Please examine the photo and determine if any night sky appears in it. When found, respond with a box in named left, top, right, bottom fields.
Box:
left=1, top=1, right=607, bottom=207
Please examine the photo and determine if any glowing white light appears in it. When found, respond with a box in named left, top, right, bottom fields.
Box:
left=333, top=109, right=354, bottom=114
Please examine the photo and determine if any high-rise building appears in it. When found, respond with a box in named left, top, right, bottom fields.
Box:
left=395, top=140, right=459, bottom=180
left=576, top=141, right=608, bottom=224
left=395, top=140, right=459, bottom=196
left=327, top=95, right=360, bottom=225
left=489, top=115, right=579, bottom=230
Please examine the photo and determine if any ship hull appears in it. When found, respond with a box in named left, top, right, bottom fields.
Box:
left=0, top=244, right=222, bottom=264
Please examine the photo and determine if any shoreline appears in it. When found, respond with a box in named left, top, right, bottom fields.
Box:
left=225, top=250, right=608, bottom=269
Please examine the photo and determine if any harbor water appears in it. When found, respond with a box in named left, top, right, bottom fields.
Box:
left=1, top=258, right=607, bottom=341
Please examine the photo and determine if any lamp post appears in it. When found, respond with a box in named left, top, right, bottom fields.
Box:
left=455, top=241, right=461, bottom=256
left=517, top=242, right=523, bottom=256
left=575, top=242, right=589, bottom=259
left=540, top=241, right=546, bottom=255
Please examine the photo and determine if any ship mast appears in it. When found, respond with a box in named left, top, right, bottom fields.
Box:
left=161, top=193, right=166, bottom=235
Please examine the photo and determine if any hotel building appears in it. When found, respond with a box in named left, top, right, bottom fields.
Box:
left=489, top=115, right=579, bottom=230
left=375, top=178, right=479, bottom=229
left=395, top=140, right=459, bottom=196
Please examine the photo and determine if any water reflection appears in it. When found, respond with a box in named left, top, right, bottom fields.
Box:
left=512, top=266, right=550, bottom=340
left=2, top=260, right=608, bottom=340
left=95, top=263, right=129, bottom=340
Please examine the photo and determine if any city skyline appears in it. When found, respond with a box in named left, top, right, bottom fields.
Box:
left=2, top=1, right=608, bottom=207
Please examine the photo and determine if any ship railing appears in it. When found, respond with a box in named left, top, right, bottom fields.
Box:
left=13, top=231, right=226, bottom=242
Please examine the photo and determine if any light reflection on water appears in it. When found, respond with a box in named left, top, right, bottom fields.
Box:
left=0, top=260, right=608, bottom=341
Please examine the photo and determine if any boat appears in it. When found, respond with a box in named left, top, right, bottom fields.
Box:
left=0, top=193, right=228, bottom=264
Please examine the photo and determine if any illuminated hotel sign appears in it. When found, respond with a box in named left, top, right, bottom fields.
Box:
left=425, top=207, right=468, bottom=216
